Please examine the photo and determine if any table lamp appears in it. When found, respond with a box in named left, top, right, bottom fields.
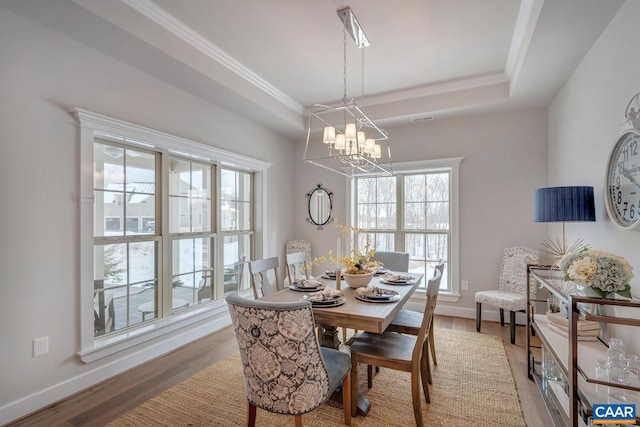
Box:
left=533, top=186, right=596, bottom=260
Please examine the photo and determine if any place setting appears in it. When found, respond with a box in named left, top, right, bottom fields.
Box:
left=288, top=278, right=325, bottom=292
left=321, top=270, right=344, bottom=280
left=379, top=273, right=416, bottom=285
left=354, top=286, right=400, bottom=303
left=303, top=287, right=346, bottom=308
left=374, top=267, right=391, bottom=276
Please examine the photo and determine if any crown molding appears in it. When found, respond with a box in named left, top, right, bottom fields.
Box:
left=118, top=0, right=304, bottom=115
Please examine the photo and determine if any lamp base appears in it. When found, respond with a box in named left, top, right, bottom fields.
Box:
left=540, top=236, right=588, bottom=264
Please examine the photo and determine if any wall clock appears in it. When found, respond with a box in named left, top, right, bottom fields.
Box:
left=605, top=129, right=640, bottom=230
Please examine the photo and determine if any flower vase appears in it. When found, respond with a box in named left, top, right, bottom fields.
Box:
left=343, top=270, right=374, bottom=288
left=575, top=285, right=613, bottom=299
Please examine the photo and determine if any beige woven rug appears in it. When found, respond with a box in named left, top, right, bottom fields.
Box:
left=108, top=329, right=525, bottom=426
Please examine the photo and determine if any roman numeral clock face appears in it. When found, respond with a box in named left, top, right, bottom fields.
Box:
left=605, top=130, right=640, bottom=229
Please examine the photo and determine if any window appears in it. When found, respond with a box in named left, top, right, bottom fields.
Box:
left=76, top=109, right=270, bottom=362
left=220, top=168, right=252, bottom=294
left=353, top=158, right=461, bottom=296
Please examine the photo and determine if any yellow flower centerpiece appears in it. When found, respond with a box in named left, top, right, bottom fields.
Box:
left=309, top=222, right=379, bottom=288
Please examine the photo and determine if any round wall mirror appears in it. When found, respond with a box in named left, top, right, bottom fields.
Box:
left=306, top=184, right=333, bottom=229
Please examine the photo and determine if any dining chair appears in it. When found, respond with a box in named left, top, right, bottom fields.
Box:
left=197, top=268, right=214, bottom=303
left=248, top=256, right=281, bottom=299
left=349, top=270, right=441, bottom=427
left=285, top=251, right=310, bottom=285
left=475, top=246, right=540, bottom=344
left=226, top=292, right=351, bottom=426
left=371, top=251, right=410, bottom=272
left=383, top=262, right=445, bottom=384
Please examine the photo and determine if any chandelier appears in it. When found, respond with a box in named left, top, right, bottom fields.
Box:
left=303, top=7, right=392, bottom=179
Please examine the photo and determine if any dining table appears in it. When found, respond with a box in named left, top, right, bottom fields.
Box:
left=260, top=270, right=424, bottom=416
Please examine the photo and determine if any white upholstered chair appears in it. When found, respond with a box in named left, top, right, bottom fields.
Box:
left=475, top=246, right=540, bottom=344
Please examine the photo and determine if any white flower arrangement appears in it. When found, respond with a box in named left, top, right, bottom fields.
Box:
left=558, top=248, right=634, bottom=298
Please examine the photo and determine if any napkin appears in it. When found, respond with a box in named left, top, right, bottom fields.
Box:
left=382, top=274, right=413, bottom=282
left=296, top=278, right=323, bottom=288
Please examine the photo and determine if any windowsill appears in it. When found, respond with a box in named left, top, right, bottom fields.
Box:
left=78, top=297, right=237, bottom=363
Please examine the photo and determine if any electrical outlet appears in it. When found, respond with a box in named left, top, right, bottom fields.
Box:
left=33, top=336, right=48, bottom=357
left=461, top=280, right=469, bottom=291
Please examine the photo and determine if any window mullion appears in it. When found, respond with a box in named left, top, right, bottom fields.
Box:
left=396, top=173, right=404, bottom=251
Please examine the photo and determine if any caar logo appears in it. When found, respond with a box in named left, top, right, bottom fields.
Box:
left=593, top=403, right=636, bottom=424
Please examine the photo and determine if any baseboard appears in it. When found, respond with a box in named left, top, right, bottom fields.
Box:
left=0, top=315, right=232, bottom=425
left=405, top=301, right=529, bottom=326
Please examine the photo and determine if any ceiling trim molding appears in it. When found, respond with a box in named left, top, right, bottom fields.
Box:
left=119, top=0, right=304, bottom=115
left=504, top=0, right=545, bottom=93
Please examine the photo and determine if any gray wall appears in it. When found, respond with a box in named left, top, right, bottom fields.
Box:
left=294, top=108, right=549, bottom=318
left=0, top=7, right=296, bottom=422
left=547, top=0, right=640, bottom=352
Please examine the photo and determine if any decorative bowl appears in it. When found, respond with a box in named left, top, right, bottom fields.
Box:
left=343, top=270, right=374, bottom=288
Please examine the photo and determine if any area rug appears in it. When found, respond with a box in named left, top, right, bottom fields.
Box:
left=108, top=328, right=525, bottom=426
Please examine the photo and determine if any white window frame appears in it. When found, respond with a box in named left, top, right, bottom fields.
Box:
left=348, top=157, right=462, bottom=303
left=74, top=108, right=271, bottom=363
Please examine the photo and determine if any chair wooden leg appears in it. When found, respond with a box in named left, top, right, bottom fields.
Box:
left=295, top=415, right=302, bottom=427
left=510, top=310, right=516, bottom=344
left=428, top=326, right=437, bottom=366
left=500, top=308, right=505, bottom=326
left=420, top=343, right=431, bottom=403
left=342, top=327, right=347, bottom=343
left=342, top=372, right=352, bottom=426
left=247, top=401, right=257, bottom=427
left=424, top=341, right=432, bottom=385
left=367, top=364, right=373, bottom=388
left=411, top=369, right=424, bottom=427
left=476, top=302, right=482, bottom=332
left=351, top=357, right=358, bottom=417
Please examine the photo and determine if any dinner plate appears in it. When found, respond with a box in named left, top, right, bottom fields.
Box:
left=303, top=294, right=342, bottom=304
left=289, top=284, right=324, bottom=292
left=379, top=278, right=415, bottom=285
left=355, top=294, right=400, bottom=303
left=374, top=268, right=390, bottom=275
left=305, top=297, right=346, bottom=308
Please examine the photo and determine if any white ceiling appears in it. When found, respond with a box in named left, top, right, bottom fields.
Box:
left=1, top=0, right=625, bottom=139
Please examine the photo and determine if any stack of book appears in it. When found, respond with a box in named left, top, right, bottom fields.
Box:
left=546, top=311, right=601, bottom=341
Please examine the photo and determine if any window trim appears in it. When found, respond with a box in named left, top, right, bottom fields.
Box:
left=74, top=108, right=271, bottom=362
left=348, top=157, right=462, bottom=300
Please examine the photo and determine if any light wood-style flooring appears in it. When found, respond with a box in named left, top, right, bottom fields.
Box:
left=7, top=316, right=551, bottom=427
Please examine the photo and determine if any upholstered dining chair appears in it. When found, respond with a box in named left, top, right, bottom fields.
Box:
left=248, top=257, right=281, bottom=299
left=371, top=251, right=410, bottom=272
left=383, top=262, right=445, bottom=385
left=285, top=251, right=310, bottom=286
left=475, top=246, right=540, bottom=344
left=226, top=292, right=351, bottom=426
left=349, top=271, right=441, bottom=427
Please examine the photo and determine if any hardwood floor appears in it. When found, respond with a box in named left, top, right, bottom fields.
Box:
left=7, top=317, right=551, bottom=427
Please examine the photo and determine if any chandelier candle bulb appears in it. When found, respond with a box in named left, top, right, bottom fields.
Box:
left=345, top=123, right=357, bottom=142
left=323, top=126, right=335, bottom=144
left=365, top=139, right=375, bottom=154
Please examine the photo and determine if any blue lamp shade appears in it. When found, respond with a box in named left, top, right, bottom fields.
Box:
left=533, top=186, right=596, bottom=222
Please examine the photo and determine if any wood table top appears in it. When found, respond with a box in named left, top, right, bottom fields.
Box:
left=261, top=272, right=424, bottom=333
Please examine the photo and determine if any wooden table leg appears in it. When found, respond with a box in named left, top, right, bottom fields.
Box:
left=318, top=324, right=341, bottom=349
left=330, top=389, right=371, bottom=416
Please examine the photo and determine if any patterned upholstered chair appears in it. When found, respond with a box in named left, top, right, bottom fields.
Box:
left=475, top=246, right=540, bottom=344
left=226, top=292, right=351, bottom=426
